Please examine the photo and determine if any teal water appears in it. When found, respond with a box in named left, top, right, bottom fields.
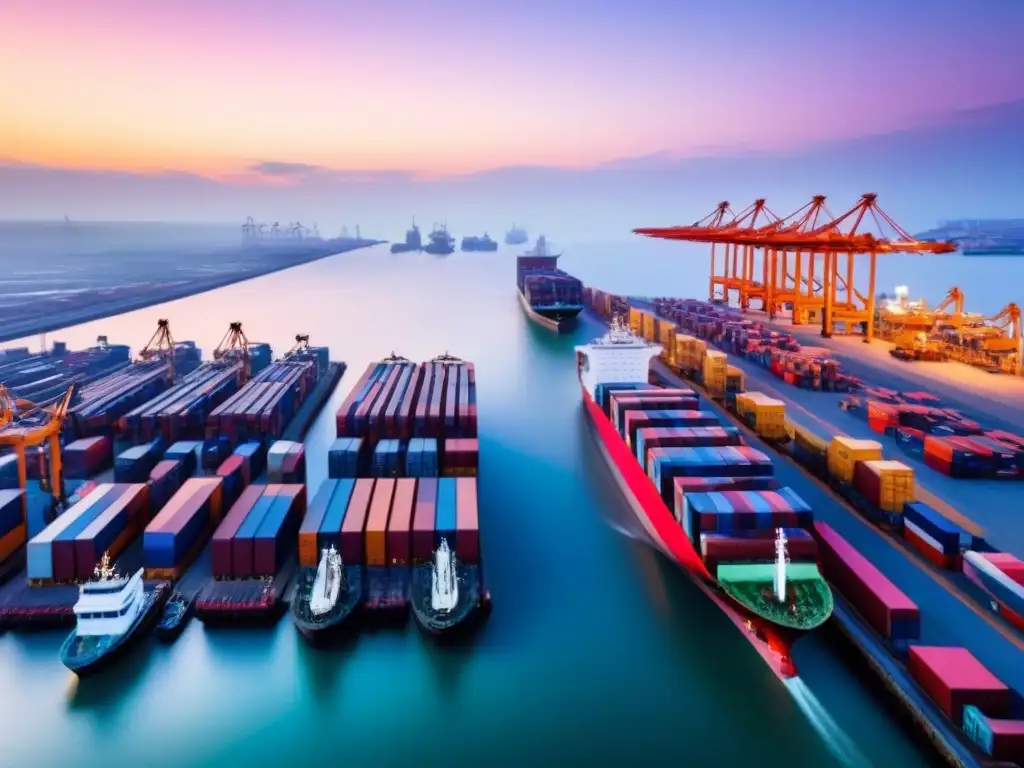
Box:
left=0, top=243, right=941, bottom=767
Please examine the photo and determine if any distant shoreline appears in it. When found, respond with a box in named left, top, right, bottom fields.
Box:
left=0, top=240, right=384, bottom=345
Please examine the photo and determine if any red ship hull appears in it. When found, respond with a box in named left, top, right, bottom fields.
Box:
left=580, top=378, right=798, bottom=679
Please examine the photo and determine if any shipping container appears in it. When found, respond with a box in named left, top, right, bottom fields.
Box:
left=700, top=528, right=817, bottom=573
left=0, top=488, right=24, bottom=540
left=386, top=478, right=416, bottom=565
left=962, top=705, right=1024, bottom=763
left=113, top=439, right=164, bottom=483
left=412, top=477, right=438, bottom=562
left=365, top=478, right=395, bottom=566
left=328, top=436, right=364, bottom=478
left=216, top=453, right=247, bottom=511
left=624, top=409, right=705, bottom=450
left=852, top=460, right=915, bottom=515
left=164, top=440, right=199, bottom=477
left=612, top=395, right=699, bottom=435
left=962, top=551, right=1024, bottom=630
left=454, top=477, right=480, bottom=563
left=442, top=438, right=479, bottom=477
left=435, top=477, right=457, bottom=550
left=253, top=486, right=304, bottom=576
left=52, top=485, right=130, bottom=581
left=73, top=483, right=149, bottom=580
left=335, top=363, right=385, bottom=436
left=594, top=382, right=657, bottom=416
left=229, top=492, right=276, bottom=577
left=208, top=358, right=317, bottom=442
left=827, top=437, right=883, bottom=485
left=371, top=439, right=403, bottom=478
left=651, top=445, right=773, bottom=503
left=211, top=485, right=265, bottom=577
left=298, top=479, right=336, bottom=567
left=907, top=646, right=1011, bottom=724
left=316, top=478, right=356, bottom=558
left=680, top=488, right=813, bottom=543
left=339, top=478, right=374, bottom=563
left=813, top=522, right=920, bottom=648
left=62, top=436, right=112, bottom=479
left=143, top=477, right=223, bottom=573
left=635, top=425, right=743, bottom=467
left=27, top=484, right=119, bottom=581
left=233, top=440, right=266, bottom=485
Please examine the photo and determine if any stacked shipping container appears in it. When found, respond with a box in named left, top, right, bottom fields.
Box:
left=143, top=477, right=224, bottom=579
left=210, top=484, right=306, bottom=578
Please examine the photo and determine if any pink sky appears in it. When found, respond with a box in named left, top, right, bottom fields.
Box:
left=2, top=0, right=1022, bottom=178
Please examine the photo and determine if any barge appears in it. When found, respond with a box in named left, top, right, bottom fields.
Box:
left=517, top=237, right=583, bottom=333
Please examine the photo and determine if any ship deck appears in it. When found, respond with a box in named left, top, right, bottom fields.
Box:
left=579, top=311, right=1024, bottom=698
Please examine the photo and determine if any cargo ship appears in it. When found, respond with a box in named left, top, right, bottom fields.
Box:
left=960, top=241, right=1024, bottom=256
left=59, top=553, right=169, bottom=676
left=575, top=317, right=833, bottom=678
left=391, top=219, right=423, bottom=253
left=155, top=591, right=192, bottom=642
left=0, top=337, right=132, bottom=406
left=290, top=544, right=363, bottom=643
left=306, top=351, right=489, bottom=636
left=422, top=224, right=455, bottom=255
left=516, top=236, right=584, bottom=333
left=461, top=234, right=498, bottom=252
left=505, top=224, right=528, bottom=245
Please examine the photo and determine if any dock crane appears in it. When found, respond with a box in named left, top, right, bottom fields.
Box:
left=214, top=322, right=252, bottom=383
left=0, top=385, right=75, bottom=518
left=138, top=319, right=177, bottom=381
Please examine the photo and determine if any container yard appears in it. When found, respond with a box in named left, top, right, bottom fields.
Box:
left=581, top=309, right=1024, bottom=768
left=287, top=351, right=489, bottom=640
left=515, top=235, right=584, bottom=332
left=0, top=338, right=131, bottom=406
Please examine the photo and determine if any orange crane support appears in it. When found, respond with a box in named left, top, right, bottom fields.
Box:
left=0, top=385, right=75, bottom=522
left=138, top=318, right=178, bottom=381
left=214, top=322, right=252, bottom=383
left=635, top=193, right=957, bottom=340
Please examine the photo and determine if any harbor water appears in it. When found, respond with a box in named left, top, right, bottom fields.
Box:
left=0, top=238, right=987, bottom=767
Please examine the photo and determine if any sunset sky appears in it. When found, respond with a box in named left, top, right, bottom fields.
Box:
left=3, top=0, right=1023, bottom=180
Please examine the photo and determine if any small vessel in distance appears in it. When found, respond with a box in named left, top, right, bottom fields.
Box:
left=505, top=224, right=528, bottom=245
left=516, top=236, right=584, bottom=333
left=391, top=219, right=423, bottom=253
left=411, top=537, right=486, bottom=637
left=155, top=591, right=192, bottom=643
left=461, top=233, right=498, bottom=252
left=575, top=317, right=833, bottom=678
left=59, top=552, right=168, bottom=676
left=291, top=545, right=364, bottom=644
left=423, top=223, right=456, bottom=255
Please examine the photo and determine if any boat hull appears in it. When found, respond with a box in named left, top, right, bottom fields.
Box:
left=579, top=381, right=798, bottom=678
left=410, top=562, right=488, bottom=640
left=154, top=594, right=192, bottom=643
left=517, top=289, right=581, bottom=333
left=291, top=565, right=365, bottom=645
left=60, top=583, right=169, bottom=677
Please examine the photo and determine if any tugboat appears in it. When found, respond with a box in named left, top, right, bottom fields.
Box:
left=461, top=233, right=499, bottom=252
left=59, top=553, right=169, bottom=677
left=155, top=591, right=192, bottom=643
left=505, top=224, right=528, bottom=246
left=390, top=218, right=423, bottom=253
left=410, top=537, right=487, bottom=638
left=422, top=223, right=455, bottom=255
left=291, top=545, right=364, bottom=645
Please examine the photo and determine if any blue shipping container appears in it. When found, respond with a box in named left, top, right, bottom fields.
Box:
left=901, top=500, right=968, bottom=554
left=0, top=489, right=24, bottom=538
left=435, top=478, right=456, bottom=549
left=318, top=479, right=355, bottom=555
left=165, top=440, right=199, bottom=477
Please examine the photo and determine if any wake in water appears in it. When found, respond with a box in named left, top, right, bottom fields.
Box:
left=785, top=677, right=873, bottom=768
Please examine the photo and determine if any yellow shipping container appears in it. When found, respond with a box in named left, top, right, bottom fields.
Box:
left=736, top=392, right=787, bottom=439
left=792, top=424, right=828, bottom=455
left=642, top=312, right=657, bottom=341
left=827, top=436, right=883, bottom=484
left=658, top=321, right=677, bottom=364
left=629, top=307, right=644, bottom=334
left=725, top=365, right=744, bottom=392
left=859, top=460, right=915, bottom=514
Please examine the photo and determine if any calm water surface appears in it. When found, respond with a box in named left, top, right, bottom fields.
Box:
left=0, top=242, right=956, bottom=767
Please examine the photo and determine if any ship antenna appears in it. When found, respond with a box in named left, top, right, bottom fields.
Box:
left=774, top=528, right=790, bottom=602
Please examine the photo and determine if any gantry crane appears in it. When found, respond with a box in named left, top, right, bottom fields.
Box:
left=635, top=193, right=957, bottom=341
left=138, top=319, right=177, bottom=381
left=214, top=322, right=252, bottom=383
left=951, top=303, right=1023, bottom=376
left=0, top=385, right=75, bottom=517
left=285, top=334, right=310, bottom=358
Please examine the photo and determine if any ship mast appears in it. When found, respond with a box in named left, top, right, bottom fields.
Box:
left=774, top=528, right=789, bottom=602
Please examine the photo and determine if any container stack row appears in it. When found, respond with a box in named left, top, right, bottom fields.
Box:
left=143, top=477, right=225, bottom=579
left=119, top=360, right=245, bottom=444
left=0, top=489, right=26, bottom=564
left=330, top=358, right=479, bottom=480
left=63, top=436, right=114, bottom=479
left=65, top=361, right=172, bottom=441
left=582, top=286, right=630, bottom=320
left=521, top=270, right=583, bottom=308
left=26, top=483, right=150, bottom=583
left=841, top=387, right=1024, bottom=479
left=0, top=339, right=132, bottom=404
left=297, top=476, right=479, bottom=568
left=206, top=355, right=321, bottom=444
left=210, top=484, right=306, bottom=578
left=266, top=440, right=306, bottom=483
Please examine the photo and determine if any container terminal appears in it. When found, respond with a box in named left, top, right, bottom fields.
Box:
left=291, top=351, right=490, bottom=642
left=516, top=235, right=585, bottom=333
left=0, top=321, right=343, bottom=638
left=577, top=193, right=1024, bottom=765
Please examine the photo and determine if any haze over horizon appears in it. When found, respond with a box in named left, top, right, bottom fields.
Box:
left=2, top=0, right=1023, bottom=234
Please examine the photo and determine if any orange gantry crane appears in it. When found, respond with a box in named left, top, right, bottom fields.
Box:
left=635, top=193, right=957, bottom=341
left=0, top=385, right=75, bottom=519
left=138, top=318, right=178, bottom=380
left=214, top=322, right=252, bottom=383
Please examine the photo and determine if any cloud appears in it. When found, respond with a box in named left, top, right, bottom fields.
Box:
left=247, top=161, right=325, bottom=177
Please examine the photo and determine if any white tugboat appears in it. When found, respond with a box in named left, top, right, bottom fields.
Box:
left=431, top=538, right=459, bottom=613
left=290, top=545, right=363, bottom=645
left=59, top=552, right=168, bottom=676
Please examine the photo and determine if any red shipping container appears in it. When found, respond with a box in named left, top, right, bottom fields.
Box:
left=907, top=646, right=1012, bottom=724
left=700, top=532, right=816, bottom=573
left=455, top=477, right=480, bottom=563
left=339, top=478, right=374, bottom=563
left=444, top=438, right=479, bottom=475
left=253, top=486, right=304, bottom=577
left=813, top=522, right=920, bottom=642
left=210, top=485, right=264, bottom=578
left=386, top=478, right=416, bottom=565
left=981, top=552, right=1024, bottom=587
left=412, top=477, right=438, bottom=562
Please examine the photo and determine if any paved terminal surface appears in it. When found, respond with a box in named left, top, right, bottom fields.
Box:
left=649, top=356, right=1024, bottom=701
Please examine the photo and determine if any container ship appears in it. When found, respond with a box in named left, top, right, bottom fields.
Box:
left=575, top=317, right=833, bottom=677
left=288, top=352, right=489, bottom=643
left=461, top=234, right=498, bottom=252
left=516, top=236, right=584, bottom=333
left=0, top=337, right=133, bottom=406
left=422, top=224, right=455, bottom=256
left=391, top=219, right=423, bottom=254
left=505, top=224, right=528, bottom=246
